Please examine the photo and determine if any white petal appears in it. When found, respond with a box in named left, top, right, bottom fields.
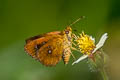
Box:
left=92, top=33, right=108, bottom=53
left=72, top=55, right=88, bottom=65
left=90, top=36, right=95, bottom=43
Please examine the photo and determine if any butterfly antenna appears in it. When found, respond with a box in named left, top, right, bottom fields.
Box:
left=69, top=16, right=85, bottom=27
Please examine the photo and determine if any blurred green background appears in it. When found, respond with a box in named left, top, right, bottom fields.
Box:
left=0, top=0, right=120, bottom=80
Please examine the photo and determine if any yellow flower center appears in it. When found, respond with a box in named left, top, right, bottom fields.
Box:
left=75, top=32, right=96, bottom=55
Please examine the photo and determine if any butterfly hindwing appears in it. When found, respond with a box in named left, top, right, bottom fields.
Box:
left=37, top=35, right=64, bottom=66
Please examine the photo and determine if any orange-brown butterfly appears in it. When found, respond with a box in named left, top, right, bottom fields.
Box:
left=24, top=17, right=85, bottom=66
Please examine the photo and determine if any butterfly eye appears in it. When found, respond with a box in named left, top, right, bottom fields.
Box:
left=65, top=31, right=69, bottom=34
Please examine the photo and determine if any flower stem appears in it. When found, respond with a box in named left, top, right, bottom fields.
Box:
left=100, top=68, right=109, bottom=80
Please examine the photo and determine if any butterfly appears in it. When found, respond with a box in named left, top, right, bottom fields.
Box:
left=24, top=17, right=84, bottom=66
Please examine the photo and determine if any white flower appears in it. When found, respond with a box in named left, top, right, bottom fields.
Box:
left=72, top=33, right=108, bottom=65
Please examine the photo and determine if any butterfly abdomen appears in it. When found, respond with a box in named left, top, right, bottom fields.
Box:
left=62, top=48, right=71, bottom=65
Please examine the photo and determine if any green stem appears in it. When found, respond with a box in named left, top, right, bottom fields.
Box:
left=100, top=68, right=109, bottom=80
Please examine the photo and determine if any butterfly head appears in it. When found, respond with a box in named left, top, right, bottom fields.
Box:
left=62, top=26, right=72, bottom=41
left=64, top=26, right=72, bottom=34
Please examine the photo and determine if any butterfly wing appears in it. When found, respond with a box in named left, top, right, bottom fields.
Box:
left=25, top=31, right=61, bottom=43
left=37, top=35, right=64, bottom=66
left=24, top=31, right=64, bottom=66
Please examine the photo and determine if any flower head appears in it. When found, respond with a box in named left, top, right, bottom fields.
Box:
left=75, top=32, right=96, bottom=55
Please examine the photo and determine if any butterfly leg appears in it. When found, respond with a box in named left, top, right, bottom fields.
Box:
left=70, top=51, right=76, bottom=60
left=72, top=33, right=78, bottom=40
left=71, top=47, right=80, bottom=52
left=72, top=42, right=77, bottom=46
